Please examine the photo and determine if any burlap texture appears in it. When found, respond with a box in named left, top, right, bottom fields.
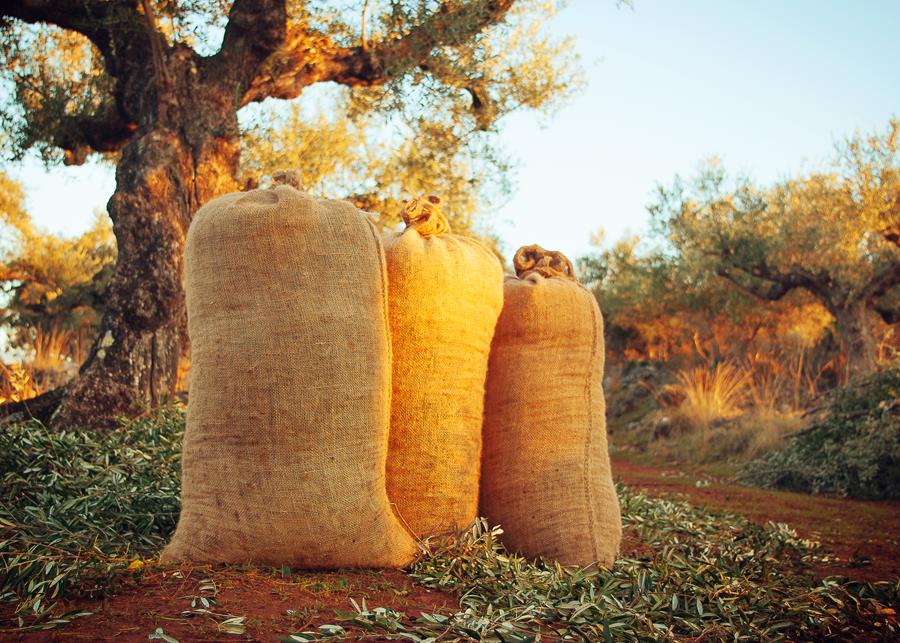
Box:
left=479, top=245, right=622, bottom=567
left=383, top=196, right=504, bottom=537
left=162, top=185, right=417, bottom=568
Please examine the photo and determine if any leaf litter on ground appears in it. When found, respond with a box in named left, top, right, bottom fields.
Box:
left=0, top=407, right=897, bottom=640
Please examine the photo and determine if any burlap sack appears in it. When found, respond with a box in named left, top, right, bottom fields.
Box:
left=383, top=196, right=503, bottom=537
left=162, top=185, right=417, bottom=568
left=480, top=245, right=621, bottom=567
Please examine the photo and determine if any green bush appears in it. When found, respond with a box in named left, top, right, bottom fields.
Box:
left=0, top=407, right=183, bottom=622
left=740, top=366, right=900, bottom=499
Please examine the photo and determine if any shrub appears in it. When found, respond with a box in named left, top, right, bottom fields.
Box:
left=740, top=366, right=900, bottom=499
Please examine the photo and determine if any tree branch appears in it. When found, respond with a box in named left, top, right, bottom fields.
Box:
left=0, top=384, right=69, bottom=425
left=206, top=0, right=287, bottom=98
left=874, top=298, right=899, bottom=324
left=0, top=0, right=132, bottom=60
left=140, top=0, right=173, bottom=93
left=881, top=199, right=900, bottom=247
left=0, top=268, right=31, bottom=283
left=242, top=0, right=517, bottom=105
left=55, top=104, right=136, bottom=165
left=862, top=259, right=900, bottom=298
left=715, top=260, right=837, bottom=307
left=862, top=259, right=900, bottom=326
left=715, top=266, right=795, bottom=301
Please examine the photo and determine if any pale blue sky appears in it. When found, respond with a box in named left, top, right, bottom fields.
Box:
left=5, top=0, right=900, bottom=263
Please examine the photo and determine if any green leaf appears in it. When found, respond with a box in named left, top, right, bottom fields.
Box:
left=148, top=628, right=180, bottom=643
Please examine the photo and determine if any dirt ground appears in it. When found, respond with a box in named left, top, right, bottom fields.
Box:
left=610, top=457, right=900, bottom=582
left=4, top=567, right=456, bottom=642
left=5, top=460, right=899, bottom=641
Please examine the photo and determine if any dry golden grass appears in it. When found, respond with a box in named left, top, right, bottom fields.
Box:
left=651, top=407, right=805, bottom=466
left=28, top=325, right=72, bottom=373
left=28, top=324, right=93, bottom=372
left=1, top=323, right=92, bottom=403
left=0, top=362, right=41, bottom=404
left=674, top=361, right=747, bottom=429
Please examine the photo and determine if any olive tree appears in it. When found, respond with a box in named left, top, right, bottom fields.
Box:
left=0, top=0, right=580, bottom=426
left=649, top=121, right=900, bottom=379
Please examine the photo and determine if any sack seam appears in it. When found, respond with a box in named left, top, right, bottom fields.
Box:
left=581, top=284, right=600, bottom=563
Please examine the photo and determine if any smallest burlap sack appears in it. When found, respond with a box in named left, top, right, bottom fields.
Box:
left=480, top=245, right=622, bottom=567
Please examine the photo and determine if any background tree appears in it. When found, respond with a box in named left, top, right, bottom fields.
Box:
left=1, top=172, right=115, bottom=393
left=1, top=173, right=115, bottom=340
left=239, top=91, right=514, bottom=237
left=579, top=234, right=834, bottom=374
left=647, top=121, right=900, bottom=380
left=0, top=0, right=581, bottom=426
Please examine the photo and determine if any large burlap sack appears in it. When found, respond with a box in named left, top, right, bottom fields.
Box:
left=480, top=245, right=621, bottom=567
left=383, top=196, right=504, bottom=537
left=162, top=184, right=417, bottom=568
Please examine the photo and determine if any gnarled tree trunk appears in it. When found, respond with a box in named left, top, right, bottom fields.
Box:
left=52, top=55, right=243, bottom=427
left=832, top=299, right=879, bottom=383
left=53, top=131, right=239, bottom=427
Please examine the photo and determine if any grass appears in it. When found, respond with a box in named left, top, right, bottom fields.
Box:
left=0, top=323, right=91, bottom=404
left=651, top=410, right=805, bottom=467
left=606, top=359, right=809, bottom=470
left=1, top=407, right=898, bottom=639
left=27, top=325, right=83, bottom=375
left=674, top=361, right=747, bottom=430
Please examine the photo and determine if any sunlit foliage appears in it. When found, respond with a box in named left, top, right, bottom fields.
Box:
left=2, top=1, right=582, bottom=231
left=583, top=121, right=900, bottom=381
left=0, top=22, right=112, bottom=165
left=581, top=234, right=834, bottom=370
left=0, top=172, right=115, bottom=359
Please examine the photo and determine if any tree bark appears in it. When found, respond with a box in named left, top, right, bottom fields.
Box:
left=50, top=57, right=243, bottom=428
left=832, top=299, right=879, bottom=382
left=52, top=131, right=239, bottom=427
left=716, top=259, right=895, bottom=381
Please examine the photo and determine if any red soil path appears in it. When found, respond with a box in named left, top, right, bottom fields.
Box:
left=610, top=457, right=900, bottom=582
left=6, top=567, right=455, bottom=642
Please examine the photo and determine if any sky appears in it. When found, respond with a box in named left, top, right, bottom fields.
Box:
left=5, top=0, right=900, bottom=263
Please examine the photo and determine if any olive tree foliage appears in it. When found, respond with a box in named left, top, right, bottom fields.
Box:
left=241, top=96, right=511, bottom=234
left=578, top=233, right=829, bottom=366
left=240, top=0, right=579, bottom=233
left=2, top=1, right=580, bottom=224
left=0, top=172, right=115, bottom=356
left=646, top=121, right=900, bottom=379
left=0, top=0, right=583, bottom=426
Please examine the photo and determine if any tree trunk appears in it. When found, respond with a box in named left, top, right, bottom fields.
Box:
left=832, top=299, right=879, bottom=382
left=51, top=85, right=240, bottom=428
